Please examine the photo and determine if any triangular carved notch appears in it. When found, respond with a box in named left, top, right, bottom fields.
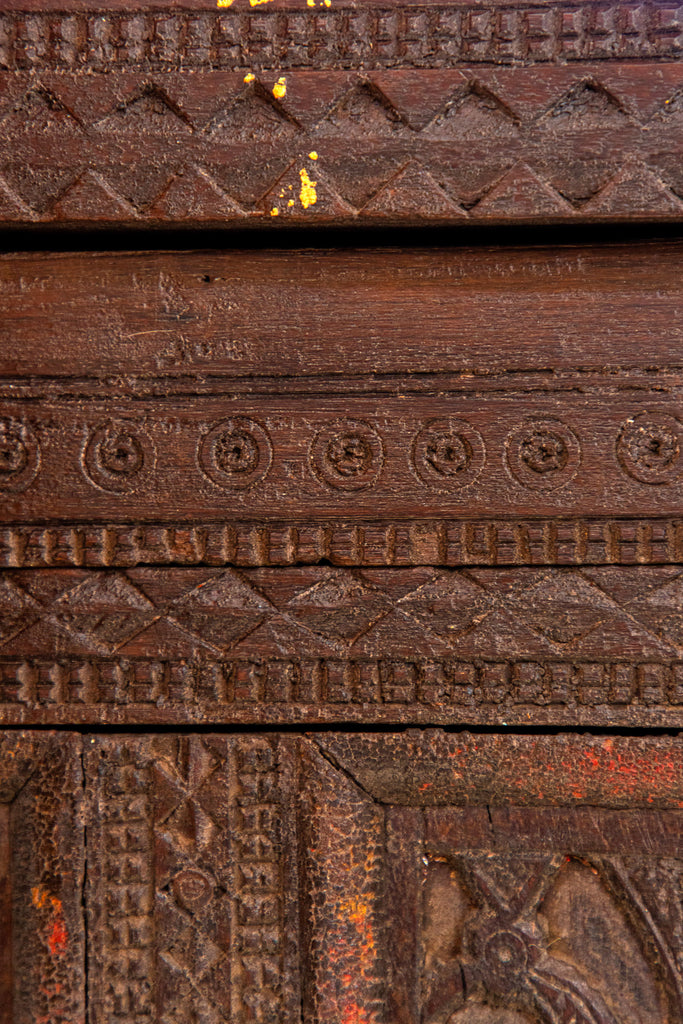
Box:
left=97, top=83, right=194, bottom=131
left=1, top=84, right=84, bottom=132
left=542, top=79, right=629, bottom=122
left=425, top=81, right=521, bottom=136
left=205, top=79, right=300, bottom=141
left=318, top=80, right=409, bottom=135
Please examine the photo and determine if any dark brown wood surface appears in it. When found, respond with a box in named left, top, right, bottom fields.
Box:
left=0, top=731, right=84, bottom=1024
left=0, top=241, right=681, bottom=727
left=3, top=243, right=683, bottom=380
left=3, top=729, right=680, bottom=1024
left=2, top=3, right=682, bottom=1020
left=0, top=0, right=682, bottom=226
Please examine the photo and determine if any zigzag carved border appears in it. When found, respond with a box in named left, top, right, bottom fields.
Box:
left=1, top=62, right=683, bottom=224
left=1, top=519, right=681, bottom=567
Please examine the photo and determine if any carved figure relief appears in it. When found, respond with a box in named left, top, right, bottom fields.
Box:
left=423, top=856, right=672, bottom=1024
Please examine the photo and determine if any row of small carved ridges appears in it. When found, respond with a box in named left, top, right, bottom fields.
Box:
left=1, top=657, right=682, bottom=708
left=0, top=520, right=681, bottom=567
left=0, top=4, right=681, bottom=69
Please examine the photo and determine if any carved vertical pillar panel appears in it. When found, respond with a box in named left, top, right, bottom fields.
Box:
left=0, top=732, right=84, bottom=1024
left=86, top=734, right=301, bottom=1024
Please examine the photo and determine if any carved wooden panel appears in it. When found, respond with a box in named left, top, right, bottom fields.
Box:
left=79, top=731, right=683, bottom=1024
left=2, top=565, right=683, bottom=726
left=0, top=1, right=682, bottom=226
left=0, top=730, right=679, bottom=1020
left=1, top=242, right=681, bottom=726
left=1, top=730, right=680, bottom=1022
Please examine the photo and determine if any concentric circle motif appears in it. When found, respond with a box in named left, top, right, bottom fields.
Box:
left=505, top=418, right=581, bottom=491
left=0, top=417, right=40, bottom=492
left=411, top=418, right=485, bottom=489
left=198, top=417, right=272, bottom=490
left=483, top=930, right=529, bottom=977
left=172, top=869, right=214, bottom=913
left=310, top=418, right=384, bottom=491
left=82, top=420, right=156, bottom=493
left=616, top=411, right=682, bottom=485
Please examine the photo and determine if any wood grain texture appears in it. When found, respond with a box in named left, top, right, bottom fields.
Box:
left=1, top=245, right=682, bottom=523
left=4, top=244, right=681, bottom=379
left=1, top=564, right=683, bottom=725
left=1, top=242, right=682, bottom=725
left=0, top=730, right=679, bottom=1021
left=3, top=2, right=682, bottom=1018
left=86, top=733, right=300, bottom=1024
left=3, top=1, right=681, bottom=68
left=0, top=518, right=681, bottom=569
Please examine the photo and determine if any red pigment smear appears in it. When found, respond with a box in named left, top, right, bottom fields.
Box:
left=49, top=917, right=68, bottom=956
left=32, top=886, right=68, bottom=957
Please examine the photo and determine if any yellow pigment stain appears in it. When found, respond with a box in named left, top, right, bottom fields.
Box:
left=299, top=167, right=317, bottom=208
left=307, top=0, right=316, bottom=7
left=272, top=76, right=287, bottom=100
left=308, top=151, right=318, bottom=160
left=288, top=199, right=295, bottom=207
left=250, top=0, right=275, bottom=5
left=270, top=207, right=280, bottom=216
left=32, top=886, right=50, bottom=909
left=243, top=72, right=256, bottom=84
left=216, top=0, right=234, bottom=7
left=347, top=897, right=369, bottom=928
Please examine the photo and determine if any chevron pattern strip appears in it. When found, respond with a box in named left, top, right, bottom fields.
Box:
left=1, top=66, right=682, bottom=223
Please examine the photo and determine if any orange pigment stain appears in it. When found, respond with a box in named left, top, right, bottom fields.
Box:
left=342, top=1003, right=372, bottom=1024
left=32, top=886, right=68, bottom=957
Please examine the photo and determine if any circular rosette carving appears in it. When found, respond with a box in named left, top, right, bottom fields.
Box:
left=411, top=418, right=485, bottom=490
left=0, top=418, right=40, bottom=492
left=616, top=411, right=682, bottom=485
left=82, top=420, right=156, bottom=493
left=310, top=418, right=384, bottom=491
left=505, top=418, right=581, bottom=492
left=172, top=869, right=215, bottom=914
left=198, top=417, right=272, bottom=490
left=463, top=919, right=541, bottom=1001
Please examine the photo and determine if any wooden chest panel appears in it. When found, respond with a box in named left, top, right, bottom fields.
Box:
left=1, top=1, right=682, bottom=1021
left=2, top=730, right=683, bottom=1023
left=0, top=242, right=681, bottom=728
